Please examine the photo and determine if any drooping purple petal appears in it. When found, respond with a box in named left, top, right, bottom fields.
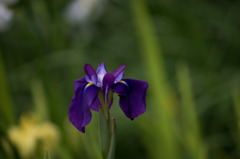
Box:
left=69, top=83, right=100, bottom=133
left=112, top=64, right=126, bottom=77
left=112, top=81, right=128, bottom=96
left=74, top=78, right=87, bottom=92
left=86, top=84, right=101, bottom=111
left=83, top=83, right=100, bottom=114
left=89, top=97, right=101, bottom=111
left=112, top=79, right=148, bottom=120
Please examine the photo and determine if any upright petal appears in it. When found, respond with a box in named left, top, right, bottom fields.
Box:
left=84, top=64, right=96, bottom=77
left=84, top=64, right=97, bottom=84
left=112, top=64, right=126, bottom=77
left=96, top=62, right=107, bottom=87
left=102, top=73, right=115, bottom=104
left=69, top=83, right=100, bottom=133
left=115, top=71, right=124, bottom=83
left=102, top=73, right=115, bottom=93
left=96, top=62, right=107, bottom=74
left=112, top=79, right=148, bottom=120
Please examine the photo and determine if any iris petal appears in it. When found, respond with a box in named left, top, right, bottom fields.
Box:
left=89, top=97, right=101, bottom=111
left=84, top=64, right=97, bottom=77
left=86, top=85, right=101, bottom=111
left=102, top=73, right=115, bottom=105
left=102, top=73, right=115, bottom=93
left=102, top=73, right=115, bottom=92
left=112, top=79, right=148, bottom=120
left=84, top=64, right=97, bottom=85
left=112, top=64, right=126, bottom=77
left=69, top=83, right=100, bottom=133
left=96, top=62, right=107, bottom=87
left=115, top=71, right=124, bottom=83
left=74, top=78, right=86, bottom=92
left=96, top=62, right=107, bottom=74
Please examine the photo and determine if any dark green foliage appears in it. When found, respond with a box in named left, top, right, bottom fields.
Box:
left=0, top=0, right=240, bottom=158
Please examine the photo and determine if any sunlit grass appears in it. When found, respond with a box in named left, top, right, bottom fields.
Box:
left=131, top=0, right=178, bottom=158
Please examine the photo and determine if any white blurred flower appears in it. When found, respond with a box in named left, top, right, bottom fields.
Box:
left=65, top=0, right=103, bottom=25
left=0, top=3, right=13, bottom=31
left=0, top=0, right=18, bottom=5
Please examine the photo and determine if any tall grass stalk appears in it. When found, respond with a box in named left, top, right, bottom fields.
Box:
left=176, top=63, right=207, bottom=159
left=130, top=0, right=178, bottom=158
left=232, top=89, right=240, bottom=156
left=31, top=78, right=49, bottom=121
left=0, top=50, right=15, bottom=127
left=81, top=115, right=102, bottom=159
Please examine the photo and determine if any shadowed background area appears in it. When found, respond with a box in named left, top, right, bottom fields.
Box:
left=0, top=0, right=240, bottom=158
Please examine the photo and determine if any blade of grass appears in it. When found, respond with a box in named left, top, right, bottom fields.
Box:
left=80, top=114, right=102, bottom=159
left=44, top=151, right=50, bottom=159
left=232, top=89, right=240, bottom=156
left=130, top=0, right=178, bottom=158
left=176, top=62, right=207, bottom=159
left=0, top=49, right=15, bottom=126
left=31, top=78, right=49, bottom=121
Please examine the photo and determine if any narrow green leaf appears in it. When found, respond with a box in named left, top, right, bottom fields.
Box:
left=107, top=117, right=116, bottom=159
left=130, top=0, right=178, bottom=158
left=99, top=109, right=110, bottom=158
left=44, top=151, right=50, bottom=159
left=232, top=89, right=240, bottom=154
left=176, top=62, right=206, bottom=159
left=98, top=91, right=105, bottom=107
left=31, top=78, right=49, bottom=121
left=0, top=49, right=15, bottom=126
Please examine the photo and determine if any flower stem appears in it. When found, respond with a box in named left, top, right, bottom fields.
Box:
left=107, top=117, right=116, bottom=159
left=98, top=90, right=116, bottom=159
left=98, top=109, right=110, bottom=158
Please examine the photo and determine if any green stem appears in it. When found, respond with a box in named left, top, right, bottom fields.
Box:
left=107, top=117, right=116, bottom=159
left=98, top=90, right=116, bottom=159
left=98, top=109, right=110, bottom=158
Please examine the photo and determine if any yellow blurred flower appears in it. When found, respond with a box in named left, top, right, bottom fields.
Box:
left=8, top=113, right=60, bottom=159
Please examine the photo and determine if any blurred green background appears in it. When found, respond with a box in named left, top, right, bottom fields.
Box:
left=0, top=0, right=240, bottom=158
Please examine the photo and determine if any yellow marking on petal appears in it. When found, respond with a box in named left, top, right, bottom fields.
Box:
left=119, top=80, right=127, bottom=85
left=85, top=82, right=93, bottom=89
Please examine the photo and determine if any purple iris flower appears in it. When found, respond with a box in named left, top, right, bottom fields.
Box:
left=69, top=62, right=148, bottom=133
